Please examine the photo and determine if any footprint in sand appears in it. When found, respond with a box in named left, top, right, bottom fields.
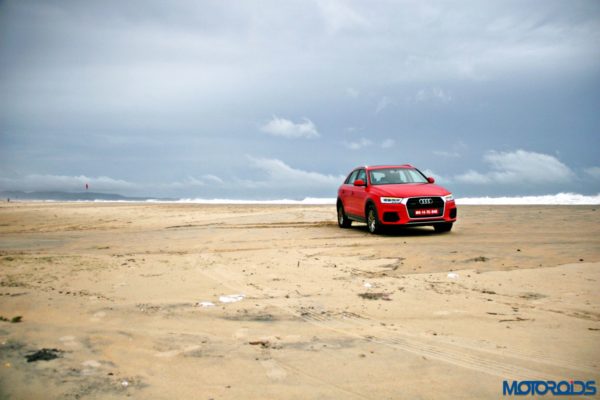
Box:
left=90, top=311, right=106, bottom=322
left=433, top=310, right=467, bottom=316
left=81, top=359, right=102, bottom=376
left=234, top=328, right=249, bottom=340
left=59, top=335, right=82, bottom=349
left=154, top=345, right=201, bottom=358
left=260, top=359, right=287, bottom=381
left=82, top=360, right=102, bottom=367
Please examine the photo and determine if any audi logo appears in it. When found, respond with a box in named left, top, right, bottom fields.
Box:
left=419, top=198, right=433, bottom=205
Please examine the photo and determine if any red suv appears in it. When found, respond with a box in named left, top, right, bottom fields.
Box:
left=337, top=165, right=457, bottom=234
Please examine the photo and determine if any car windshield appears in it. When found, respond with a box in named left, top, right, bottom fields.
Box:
left=369, top=168, right=428, bottom=185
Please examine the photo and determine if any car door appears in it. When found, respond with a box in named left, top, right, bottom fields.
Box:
left=352, top=169, right=368, bottom=218
left=341, top=169, right=359, bottom=215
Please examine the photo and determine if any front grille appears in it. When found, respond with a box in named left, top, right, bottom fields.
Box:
left=406, top=197, right=444, bottom=218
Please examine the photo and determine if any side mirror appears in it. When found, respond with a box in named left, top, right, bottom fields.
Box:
left=427, top=177, right=435, bottom=183
left=354, top=179, right=366, bottom=186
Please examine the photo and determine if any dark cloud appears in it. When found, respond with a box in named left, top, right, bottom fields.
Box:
left=1, top=0, right=599, bottom=198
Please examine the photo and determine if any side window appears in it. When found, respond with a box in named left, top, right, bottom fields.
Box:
left=356, top=169, right=367, bottom=183
left=345, top=170, right=359, bottom=184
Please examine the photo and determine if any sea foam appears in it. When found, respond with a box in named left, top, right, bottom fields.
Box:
left=455, top=193, right=600, bottom=205
left=150, top=193, right=600, bottom=205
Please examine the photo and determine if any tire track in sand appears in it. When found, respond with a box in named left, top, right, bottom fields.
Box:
left=199, top=264, right=598, bottom=383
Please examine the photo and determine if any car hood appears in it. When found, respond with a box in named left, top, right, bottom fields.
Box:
left=369, top=183, right=450, bottom=198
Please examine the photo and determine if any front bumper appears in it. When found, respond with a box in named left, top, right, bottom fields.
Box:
left=377, top=197, right=457, bottom=225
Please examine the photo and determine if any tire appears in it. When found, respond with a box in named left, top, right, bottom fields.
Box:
left=434, top=223, right=453, bottom=233
left=366, top=205, right=381, bottom=234
left=337, top=203, right=352, bottom=228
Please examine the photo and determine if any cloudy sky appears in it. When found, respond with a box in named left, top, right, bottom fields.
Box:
left=1, top=0, right=599, bottom=199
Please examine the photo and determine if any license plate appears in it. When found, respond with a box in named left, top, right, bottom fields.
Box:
left=415, top=209, right=439, bottom=216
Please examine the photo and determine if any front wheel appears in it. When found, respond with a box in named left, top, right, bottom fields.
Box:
left=434, top=223, right=453, bottom=233
left=337, top=203, right=352, bottom=228
left=367, top=205, right=381, bottom=234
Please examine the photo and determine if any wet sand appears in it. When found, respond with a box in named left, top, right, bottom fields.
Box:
left=0, top=202, right=599, bottom=399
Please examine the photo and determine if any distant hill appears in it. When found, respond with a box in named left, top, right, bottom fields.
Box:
left=0, top=190, right=153, bottom=201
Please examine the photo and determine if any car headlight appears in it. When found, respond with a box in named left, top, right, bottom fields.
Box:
left=444, top=194, right=454, bottom=202
left=380, top=197, right=403, bottom=204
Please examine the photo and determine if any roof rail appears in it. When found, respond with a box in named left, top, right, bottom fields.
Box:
left=364, top=164, right=414, bottom=168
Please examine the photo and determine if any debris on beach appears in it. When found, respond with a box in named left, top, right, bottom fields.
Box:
left=519, top=292, right=546, bottom=300
left=248, top=340, right=271, bottom=348
left=0, top=315, right=22, bottom=323
left=363, top=282, right=373, bottom=288
left=466, top=256, right=489, bottom=262
left=219, top=294, right=245, bottom=303
left=358, top=292, right=391, bottom=301
left=447, top=272, right=459, bottom=279
left=25, top=348, right=63, bottom=362
left=498, top=316, right=530, bottom=323
left=197, top=301, right=215, bottom=308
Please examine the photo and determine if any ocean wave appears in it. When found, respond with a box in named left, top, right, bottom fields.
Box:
left=150, top=193, right=600, bottom=205
left=456, top=193, right=600, bottom=205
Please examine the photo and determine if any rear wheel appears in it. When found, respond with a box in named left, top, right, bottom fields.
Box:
left=367, top=205, right=381, bottom=234
left=434, top=223, right=453, bottom=233
left=337, top=203, right=352, bottom=228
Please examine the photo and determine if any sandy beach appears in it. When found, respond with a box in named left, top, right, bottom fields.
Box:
left=0, top=202, right=599, bottom=399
